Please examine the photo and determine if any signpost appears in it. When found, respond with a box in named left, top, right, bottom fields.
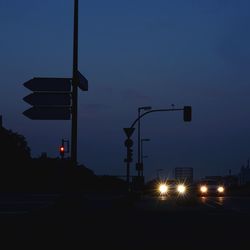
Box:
left=23, top=107, right=71, bottom=120
left=23, top=77, right=71, bottom=92
left=23, top=77, right=72, bottom=120
left=123, top=128, right=135, bottom=138
left=22, top=0, right=89, bottom=166
left=23, top=93, right=71, bottom=106
left=77, top=71, right=88, bottom=91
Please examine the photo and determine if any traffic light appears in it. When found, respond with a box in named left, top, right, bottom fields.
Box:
left=59, top=145, right=65, bottom=158
left=183, top=106, right=192, bottom=122
left=127, top=148, right=133, bottom=162
left=124, top=138, right=133, bottom=147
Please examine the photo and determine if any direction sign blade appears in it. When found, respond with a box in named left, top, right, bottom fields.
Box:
left=23, top=93, right=71, bottom=106
left=123, top=128, right=135, bottom=138
left=23, top=107, right=71, bottom=120
left=23, top=77, right=71, bottom=92
left=77, top=71, right=88, bottom=91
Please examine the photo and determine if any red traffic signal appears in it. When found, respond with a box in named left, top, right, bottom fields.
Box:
left=59, top=146, right=65, bottom=156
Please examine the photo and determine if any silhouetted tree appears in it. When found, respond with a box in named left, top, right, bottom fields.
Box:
left=0, top=126, right=30, bottom=166
left=0, top=126, right=31, bottom=190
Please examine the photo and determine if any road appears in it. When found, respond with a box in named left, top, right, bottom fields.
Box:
left=135, top=194, right=250, bottom=213
left=0, top=192, right=249, bottom=249
left=199, top=196, right=250, bottom=214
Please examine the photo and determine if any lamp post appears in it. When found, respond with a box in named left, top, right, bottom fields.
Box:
left=141, top=138, right=150, bottom=177
left=137, top=106, right=152, bottom=177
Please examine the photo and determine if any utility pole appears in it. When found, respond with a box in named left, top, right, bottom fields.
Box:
left=71, top=0, right=79, bottom=166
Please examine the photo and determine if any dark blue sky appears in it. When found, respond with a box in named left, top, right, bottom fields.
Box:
left=1, top=0, right=250, bottom=181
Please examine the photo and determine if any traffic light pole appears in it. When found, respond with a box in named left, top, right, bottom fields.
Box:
left=137, top=108, right=141, bottom=177
left=123, top=128, right=135, bottom=191
left=71, top=0, right=78, bottom=166
left=130, top=108, right=186, bottom=128
left=61, top=139, right=65, bottom=159
left=125, top=106, right=191, bottom=179
left=124, top=137, right=133, bottom=191
left=126, top=149, right=130, bottom=189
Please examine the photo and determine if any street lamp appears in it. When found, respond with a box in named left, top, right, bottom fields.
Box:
left=141, top=138, right=150, bottom=177
left=141, top=138, right=150, bottom=163
left=137, top=106, right=152, bottom=177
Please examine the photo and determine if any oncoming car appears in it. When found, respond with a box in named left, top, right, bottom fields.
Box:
left=197, top=180, right=225, bottom=196
left=157, top=180, right=188, bottom=196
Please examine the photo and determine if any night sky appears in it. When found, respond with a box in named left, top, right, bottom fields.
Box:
left=1, top=0, right=250, bottom=181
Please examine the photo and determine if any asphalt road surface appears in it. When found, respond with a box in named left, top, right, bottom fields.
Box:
left=0, top=192, right=250, bottom=249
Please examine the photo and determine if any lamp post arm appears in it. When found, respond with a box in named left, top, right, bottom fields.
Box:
left=130, top=108, right=183, bottom=129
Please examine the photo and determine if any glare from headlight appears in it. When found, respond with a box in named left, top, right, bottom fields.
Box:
left=177, top=184, right=186, bottom=194
left=217, top=186, right=224, bottom=193
left=159, top=184, right=168, bottom=195
left=200, top=185, right=208, bottom=193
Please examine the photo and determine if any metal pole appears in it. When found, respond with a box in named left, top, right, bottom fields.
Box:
left=137, top=108, right=141, bottom=176
left=141, top=139, right=144, bottom=177
left=130, top=108, right=184, bottom=129
left=141, top=139, right=149, bottom=177
left=141, top=139, right=143, bottom=164
left=71, top=0, right=78, bottom=166
left=126, top=160, right=130, bottom=190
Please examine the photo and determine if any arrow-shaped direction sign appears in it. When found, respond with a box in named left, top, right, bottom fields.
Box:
left=77, top=71, right=88, bottom=91
left=23, top=93, right=71, bottom=106
left=23, top=77, right=71, bottom=92
left=123, top=127, right=135, bottom=138
left=23, top=107, right=71, bottom=120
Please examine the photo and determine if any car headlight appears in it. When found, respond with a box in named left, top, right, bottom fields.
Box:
left=159, top=183, right=168, bottom=195
left=177, top=184, right=186, bottom=194
left=217, top=186, right=224, bottom=193
left=200, top=185, right=208, bottom=194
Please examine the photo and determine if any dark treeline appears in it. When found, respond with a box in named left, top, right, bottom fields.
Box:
left=0, top=125, right=126, bottom=192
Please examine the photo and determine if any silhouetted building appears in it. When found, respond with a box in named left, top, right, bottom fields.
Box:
left=238, top=165, right=250, bottom=186
left=174, top=167, right=193, bottom=183
left=40, top=152, right=48, bottom=159
left=203, top=176, right=223, bottom=182
left=200, top=175, right=238, bottom=188
left=222, top=175, right=238, bottom=187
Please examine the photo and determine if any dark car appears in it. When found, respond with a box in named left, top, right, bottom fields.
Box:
left=197, top=180, right=225, bottom=196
